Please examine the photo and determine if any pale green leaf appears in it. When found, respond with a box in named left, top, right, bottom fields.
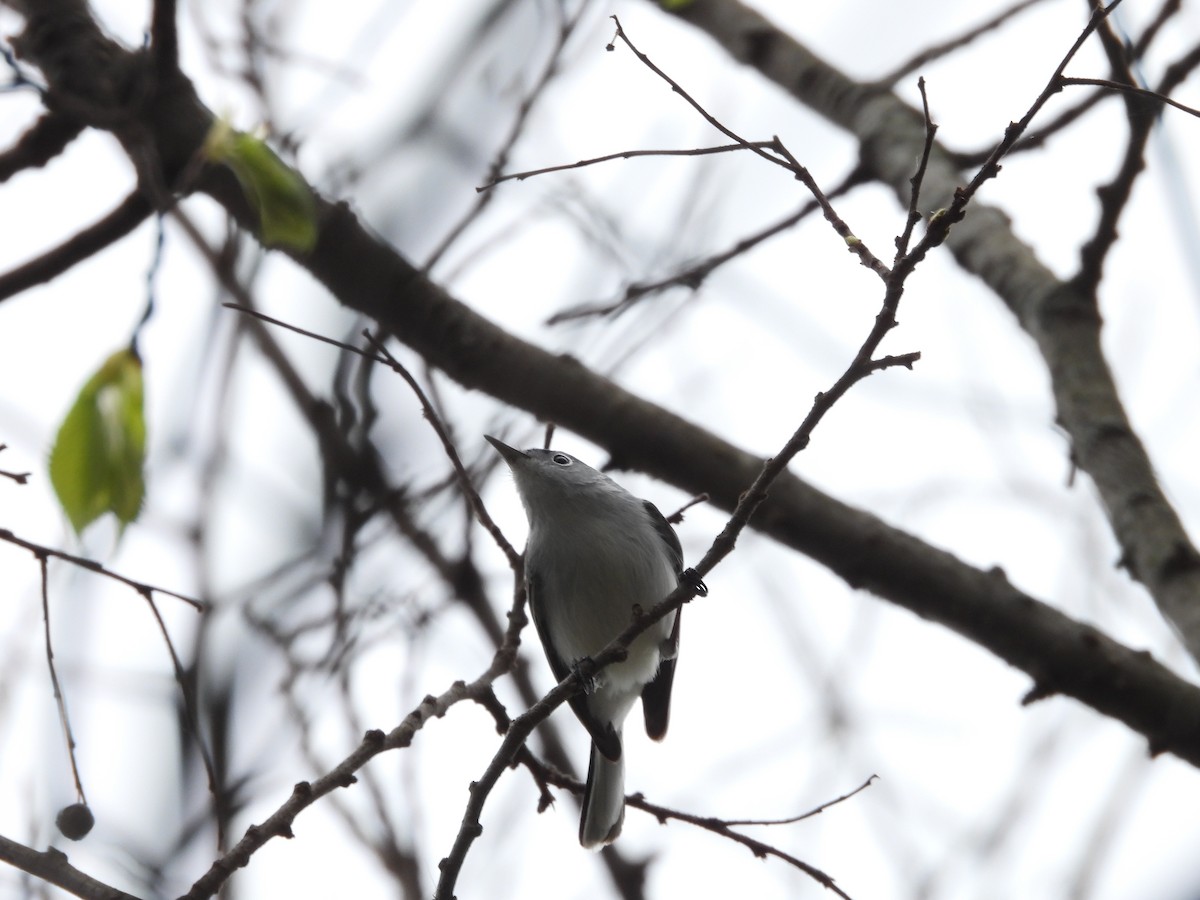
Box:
left=48, top=348, right=146, bottom=534
left=204, top=119, right=318, bottom=252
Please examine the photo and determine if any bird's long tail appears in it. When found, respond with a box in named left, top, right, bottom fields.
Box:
left=579, top=740, right=625, bottom=848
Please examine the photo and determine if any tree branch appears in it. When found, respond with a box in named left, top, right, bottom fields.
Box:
left=0, top=191, right=151, bottom=302
left=0, top=527, right=204, bottom=610
left=150, top=0, right=179, bottom=75
left=0, top=110, right=83, bottom=182
left=0, top=833, right=142, bottom=900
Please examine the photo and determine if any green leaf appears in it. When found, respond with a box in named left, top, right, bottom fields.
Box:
left=48, top=348, right=146, bottom=535
left=204, top=119, right=318, bottom=252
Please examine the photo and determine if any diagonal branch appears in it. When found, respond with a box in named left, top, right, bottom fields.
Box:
left=179, top=672, right=507, bottom=900
left=0, top=191, right=152, bottom=302
left=0, top=833, right=142, bottom=900
left=874, top=0, right=1053, bottom=86
left=609, top=15, right=890, bottom=280
left=0, top=527, right=204, bottom=610
left=547, top=163, right=869, bottom=324
left=0, top=110, right=83, bottom=181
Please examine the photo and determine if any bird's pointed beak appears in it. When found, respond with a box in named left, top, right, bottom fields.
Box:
left=484, top=434, right=528, bottom=466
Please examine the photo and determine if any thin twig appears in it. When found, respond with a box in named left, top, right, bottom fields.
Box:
left=178, top=673, right=505, bottom=900
left=893, top=78, right=938, bottom=261
left=608, top=17, right=789, bottom=174
left=219, top=303, right=523, bottom=570
left=185, top=521, right=537, bottom=900
left=1059, top=75, right=1200, bottom=118
left=874, top=0, right=1051, bottom=86
left=0, top=192, right=152, bottom=303
left=38, top=555, right=87, bottom=805
left=723, top=774, right=879, bottom=826
left=951, top=89, right=1108, bottom=167
left=904, top=0, right=1124, bottom=264
left=608, top=16, right=889, bottom=279
left=953, top=2, right=1178, bottom=168
left=0, top=444, right=31, bottom=484
left=666, top=493, right=708, bottom=525
left=424, top=1, right=592, bottom=271
left=625, top=794, right=854, bottom=898
left=0, top=527, right=204, bottom=610
left=963, top=2, right=1123, bottom=198
left=362, top=330, right=521, bottom=568
left=140, top=588, right=222, bottom=807
left=478, top=142, right=780, bottom=191
left=222, top=302, right=386, bottom=357
left=547, top=164, right=870, bottom=324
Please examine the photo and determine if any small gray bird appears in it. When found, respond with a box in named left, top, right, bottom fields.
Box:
left=485, top=435, right=703, bottom=847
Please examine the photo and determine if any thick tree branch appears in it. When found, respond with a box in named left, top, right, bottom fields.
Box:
left=0, top=110, right=83, bottom=181
left=150, top=0, right=178, bottom=75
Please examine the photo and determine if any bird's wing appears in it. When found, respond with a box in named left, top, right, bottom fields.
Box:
left=527, top=570, right=622, bottom=760
left=643, top=500, right=684, bottom=574
left=640, top=610, right=679, bottom=741
left=640, top=500, right=684, bottom=740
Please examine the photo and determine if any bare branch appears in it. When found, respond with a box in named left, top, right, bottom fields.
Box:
left=665, top=493, right=708, bottom=525
left=218, top=302, right=521, bottom=568
left=0, top=192, right=152, bottom=303
left=0, top=111, right=83, bottom=182
left=423, top=1, right=592, bottom=271
left=1060, top=75, right=1200, bottom=118
left=609, top=16, right=889, bottom=278
left=608, top=16, right=790, bottom=173
left=0, top=527, right=205, bottom=610
left=623, top=795, right=853, bottom=898
left=0, top=444, right=31, bottom=484
left=0, top=833, right=142, bottom=900
left=150, top=0, right=179, bottom=74
left=478, top=141, right=778, bottom=191
left=874, top=0, right=1052, bottom=86
left=893, top=77, right=938, bottom=261
left=362, top=330, right=522, bottom=567
left=179, top=681, right=489, bottom=900
left=548, top=164, right=869, bottom=324
left=723, top=775, right=879, bottom=827
left=38, top=555, right=87, bottom=805
left=928, top=1, right=1125, bottom=233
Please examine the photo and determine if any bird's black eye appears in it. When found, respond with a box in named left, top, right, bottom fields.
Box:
left=552, top=454, right=571, bottom=466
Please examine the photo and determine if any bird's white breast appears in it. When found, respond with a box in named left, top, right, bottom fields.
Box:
left=526, top=494, right=677, bottom=691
